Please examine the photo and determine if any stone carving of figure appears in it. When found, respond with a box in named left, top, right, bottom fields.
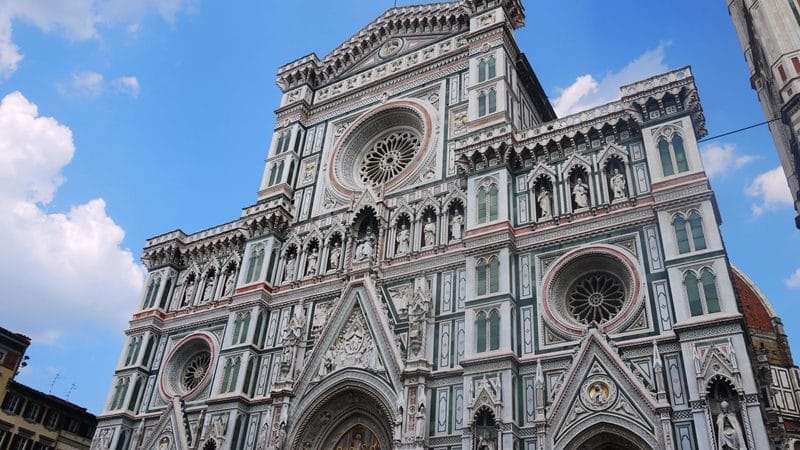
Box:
left=284, top=254, right=297, bottom=282
left=589, top=383, right=608, bottom=405
left=538, top=187, right=552, bottom=218
left=305, top=248, right=318, bottom=276
left=610, top=168, right=627, bottom=200
left=98, top=429, right=112, bottom=449
left=395, top=285, right=411, bottom=314
left=274, top=422, right=287, bottom=449
left=423, top=217, right=436, bottom=247
left=223, top=271, right=236, bottom=296
left=201, top=275, right=215, bottom=302
left=396, top=224, right=410, bottom=256
left=318, top=349, right=334, bottom=378
left=212, top=416, right=226, bottom=440
left=311, top=302, right=331, bottom=334
left=415, top=404, right=426, bottom=440
left=450, top=211, right=463, bottom=240
left=572, top=177, right=589, bottom=209
left=181, top=277, right=196, bottom=306
left=328, top=242, right=341, bottom=271
left=716, top=401, right=746, bottom=450
left=354, top=231, right=376, bottom=263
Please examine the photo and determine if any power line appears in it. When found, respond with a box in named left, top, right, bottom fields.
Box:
left=698, top=117, right=781, bottom=143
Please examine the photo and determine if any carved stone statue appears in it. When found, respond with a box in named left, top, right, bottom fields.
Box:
left=354, top=231, right=376, bottom=263
left=311, top=302, right=331, bottom=334
left=328, top=242, right=341, bottom=271
left=423, top=217, right=436, bottom=247
left=394, top=392, right=405, bottom=442
left=305, top=248, right=318, bottom=276
left=572, top=177, right=589, bottom=209
left=396, top=224, right=410, bottom=256
left=284, top=254, right=297, bottom=282
left=181, top=277, right=196, bottom=306
left=415, top=404, right=426, bottom=440
left=223, top=271, right=236, bottom=296
left=201, top=275, right=215, bottom=302
left=97, top=429, right=112, bottom=449
left=477, top=434, right=497, bottom=450
left=450, top=211, right=463, bottom=240
left=610, top=168, right=627, bottom=200
left=274, top=422, right=287, bottom=449
left=538, top=187, right=552, bottom=218
left=716, top=401, right=746, bottom=449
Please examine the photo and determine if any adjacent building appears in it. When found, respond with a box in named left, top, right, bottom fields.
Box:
left=0, top=328, right=97, bottom=449
left=727, top=0, right=800, bottom=228
left=94, top=1, right=798, bottom=449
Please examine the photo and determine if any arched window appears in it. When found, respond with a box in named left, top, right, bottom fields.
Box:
left=127, top=378, right=142, bottom=412
left=253, top=312, right=265, bottom=347
left=688, top=211, right=707, bottom=251
left=685, top=268, right=721, bottom=316
left=658, top=139, right=674, bottom=177
left=488, top=310, right=500, bottom=351
left=476, top=312, right=487, bottom=352
left=658, top=133, right=690, bottom=177
left=245, top=246, right=265, bottom=283
left=158, top=277, right=172, bottom=309
left=232, top=312, right=251, bottom=345
left=220, top=357, right=241, bottom=393
left=478, top=59, right=487, bottom=83
left=478, top=56, right=496, bottom=82
left=124, top=337, right=141, bottom=366
left=478, top=91, right=487, bottom=117
left=477, top=183, right=499, bottom=224
left=476, top=256, right=500, bottom=296
left=673, top=211, right=707, bottom=254
left=488, top=88, right=497, bottom=114
left=110, top=377, right=129, bottom=410
left=477, top=88, right=497, bottom=117
left=142, top=278, right=157, bottom=309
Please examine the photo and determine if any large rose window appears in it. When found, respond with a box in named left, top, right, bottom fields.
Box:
left=181, top=351, right=211, bottom=391
left=161, top=334, right=215, bottom=399
left=567, top=272, right=625, bottom=324
left=330, top=101, right=433, bottom=195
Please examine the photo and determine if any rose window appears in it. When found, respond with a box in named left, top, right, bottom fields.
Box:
left=567, top=272, right=625, bottom=324
left=358, top=130, right=420, bottom=185
left=181, top=351, right=210, bottom=391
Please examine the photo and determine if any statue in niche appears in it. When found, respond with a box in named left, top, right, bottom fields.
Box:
left=450, top=211, right=463, bottom=240
left=354, top=230, right=376, bottom=263
left=423, top=216, right=436, bottom=247
left=328, top=241, right=341, bottom=271
left=538, top=187, right=552, bottom=218
left=318, top=349, right=334, bottom=378
left=211, top=415, right=226, bottom=440
left=97, top=429, right=112, bottom=449
left=415, top=403, right=426, bottom=440
left=273, top=422, right=287, bottom=449
left=610, top=168, right=627, bottom=200
left=477, top=434, right=497, bottom=450
left=716, top=401, right=746, bottom=449
left=572, top=176, right=589, bottom=209
left=223, top=270, right=236, bottom=296
left=396, top=224, right=410, bottom=256
left=305, top=248, right=318, bottom=276
left=201, top=275, right=215, bottom=302
left=394, top=285, right=411, bottom=314
left=181, top=277, right=196, bottom=306
left=284, top=254, right=297, bottom=282
left=394, top=393, right=405, bottom=442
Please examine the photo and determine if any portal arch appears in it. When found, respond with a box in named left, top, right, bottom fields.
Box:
left=563, top=423, right=653, bottom=450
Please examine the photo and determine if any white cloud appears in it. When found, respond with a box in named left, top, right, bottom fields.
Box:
left=0, top=91, right=145, bottom=342
left=786, top=268, right=800, bottom=289
left=745, top=166, right=794, bottom=216
left=552, top=43, right=670, bottom=116
left=112, top=76, right=140, bottom=98
left=0, top=0, right=190, bottom=79
left=700, top=142, right=756, bottom=179
left=58, top=72, right=141, bottom=99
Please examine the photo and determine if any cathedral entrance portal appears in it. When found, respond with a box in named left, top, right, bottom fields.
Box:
left=564, top=426, right=651, bottom=450
left=291, top=382, right=393, bottom=450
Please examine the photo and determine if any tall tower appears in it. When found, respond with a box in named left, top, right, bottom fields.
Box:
left=93, top=2, right=788, bottom=449
left=727, top=0, right=800, bottom=228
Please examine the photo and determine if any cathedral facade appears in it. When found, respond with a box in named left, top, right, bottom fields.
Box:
left=93, top=1, right=798, bottom=449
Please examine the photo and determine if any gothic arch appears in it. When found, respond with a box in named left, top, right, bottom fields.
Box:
left=561, top=421, right=654, bottom=450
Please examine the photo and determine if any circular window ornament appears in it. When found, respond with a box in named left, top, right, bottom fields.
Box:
left=358, top=129, right=420, bottom=185
left=541, top=245, right=643, bottom=337
left=329, top=100, right=435, bottom=196
left=567, top=272, right=625, bottom=325
left=160, top=333, right=216, bottom=400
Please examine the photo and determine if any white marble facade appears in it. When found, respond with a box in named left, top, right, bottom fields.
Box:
left=94, top=2, right=775, bottom=450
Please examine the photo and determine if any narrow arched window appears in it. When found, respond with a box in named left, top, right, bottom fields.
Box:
left=488, top=257, right=500, bottom=293
left=476, top=258, right=488, bottom=296
left=688, top=211, right=706, bottom=251
left=673, top=215, right=690, bottom=254
left=701, top=269, right=720, bottom=313
left=476, top=312, right=487, bottom=353
left=478, top=91, right=487, bottom=117
left=685, top=272, right=703, bottom=316
left=658, top=139, right=674, bottom=177
left=478, top=59, right=488, bottom=82
left=488, top=89, right=497, bottom=114
left=488, top=184, right=499, bottom=221
left=673, top=135, right=688, bottom=173
left=487, top=56, right=496, bottom=79
left=488, top=310, right=500, bottom=351
left=158, top=277, right=172, bottom=309
left=477, top=186, right=487, bottom=223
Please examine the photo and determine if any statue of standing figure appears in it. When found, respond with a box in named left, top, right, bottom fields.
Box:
left=328, top=241, right=341, bottom=271
left=284, top=254, right=297, bottom=282
left=716, top=401, right=746, bottom=449
left=450, top=211, right=463, bottom=240
left=423, top=217, right=436, bottom=247
left=305, top=248, right=318, bottom=276
left=354, top=230, right=376, bottom=263
left=538, top=187, right=552, bottom=218
left=396, top=224, right=410, bottom=255
left=572, top=177, right=589, bottom=209
left=610, top=168, right=627, bottom=200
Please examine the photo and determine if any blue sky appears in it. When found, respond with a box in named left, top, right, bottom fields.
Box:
left=1, top=0, right=798, bottom=414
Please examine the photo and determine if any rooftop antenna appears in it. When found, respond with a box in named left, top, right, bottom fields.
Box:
left=65, top=383, right=76, bottom=400
left=48, top=372, right=60, bottom=394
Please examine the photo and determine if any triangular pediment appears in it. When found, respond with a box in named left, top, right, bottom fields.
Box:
left=548, top=329, right=661, bottom=448
left=338, top=33, right=459, bottom=79
left=140, top=397, right=191, bottom=450
left=293, top=278, right=404, bottom=398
